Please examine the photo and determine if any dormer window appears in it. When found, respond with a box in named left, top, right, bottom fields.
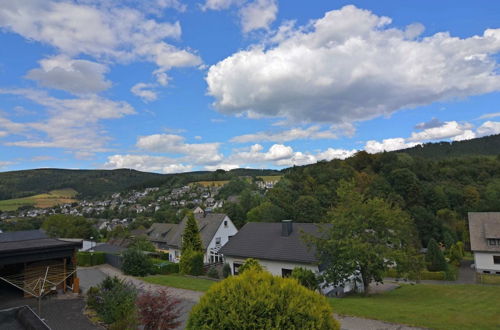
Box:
left=224, top=220, right=228, bottom=227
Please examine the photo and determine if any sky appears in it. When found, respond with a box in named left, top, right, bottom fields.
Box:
left=0, top=0, right=500, bottom=173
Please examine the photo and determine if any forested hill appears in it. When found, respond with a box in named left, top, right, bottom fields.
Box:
left=397, top=133, right=500, bottom=159
left=0, top=168, right=281, bottom=200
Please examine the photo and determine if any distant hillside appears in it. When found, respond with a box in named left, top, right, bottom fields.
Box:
left=0, top=168, right=281, bottom=201
left=397, top=134, right=500, bottom=159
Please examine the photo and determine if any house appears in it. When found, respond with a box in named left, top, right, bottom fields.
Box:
left=219, top=220, right=357, bottom=295
left=146, top=213, right=238, bottom=264
left=469, top=212, right=500, bottom=274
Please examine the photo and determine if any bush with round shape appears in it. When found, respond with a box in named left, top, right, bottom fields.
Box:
left=122, top=248, right=153, bottom=276
left=291, top=267, right=319, bottom=291
left=222, top=263, right=231, bottom=278
left=238, top=258, right=263, bottom=274
left=179, top=249, right=204, bottom=276
left=187, top=269, right=339, bottom=330
left=207, top=266, right=219, bottom=279
left=136, top=288, right=181, bottom=330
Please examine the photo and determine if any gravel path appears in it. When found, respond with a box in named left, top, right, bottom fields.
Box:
left=79, top=265, right=425, bottom=330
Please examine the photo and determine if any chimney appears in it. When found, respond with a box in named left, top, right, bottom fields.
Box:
left=281, top=220, right=293, bottom=237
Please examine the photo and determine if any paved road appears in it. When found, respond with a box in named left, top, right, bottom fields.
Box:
left=79, top=265, right=425, bottom=330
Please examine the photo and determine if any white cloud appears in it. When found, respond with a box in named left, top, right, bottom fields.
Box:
left=131, top=83, right=158, bottom=102
left=104, top=154, right=193, bottom=173
left=0, top=131, right=7, bottom=138
left=239, top=0, right=277, bottom=33
left=207, top=5, right=500, bottom=124
left=452, top=130, right=476, bottom=141
left=477, top=121, right=500, bottom=136
left=479, top=112, right=500, bottom=120
left=365, top=138, right=420, bottom=153
left=414, top=117, right=445, bottom=130
left=202, top=0, right=242, bottom=11
left=230, top=125, right=337, bottom=143
left=136, top=133, right=223, bottom=165
left=0, top=1, right=201, bottom=82
left=0, top=161, right=14, bottom=169
left=26, top=55, right=111, bottom=94
left=408, top=121, right=473, bottom=142
left=0, top=89, right=135, bottom=156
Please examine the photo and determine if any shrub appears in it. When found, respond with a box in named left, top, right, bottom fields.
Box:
left=222, top=263, right=231, bottom=278
left=420, top=271, right=446, bottom=280
left=152, top=261, right=179, bottom=275
left=187, top=269, right=339, bottom=329
left=88, top=276, right=137, bottom=327
left=179, top=250, right=204, bottom=276
left=137, top=288, right=181, bottom=330
left=238, top=258, right=263, bottom=274
left=78, top=252, right=91, bottom=266
left=122, top=248, right=153, bottom=276
left=77, top=252, right=105, bottom=266
left=291, top=267, right=318, bottom=291
left=426, top=238, right=447, bottom=272
left=207, top=266, right=219, bottom=279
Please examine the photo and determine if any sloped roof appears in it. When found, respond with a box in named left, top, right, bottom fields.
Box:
left=0, top=229, right=47, bottom=242
left=469, top=212, right=500, bottom=252
left=147, top=223, right=178, bottom=244
left=168, top=213, right=228, bottom=250
left=219, top=222, right=329, bottom=264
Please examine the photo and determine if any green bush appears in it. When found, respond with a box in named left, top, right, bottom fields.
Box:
left=77, top=251, right=105, bottom=266
left=152, top=261, right=180, bottom=275
left=187, top=269, right=339, bottom=329
left=179, top=250, right=204, bottom=276
left=122, top=248, right=153, bottom=276
left=426, top=238, right=447, bottom=272
left=291, top=267, right=318, bottom=291
left=238, top=258, right=263, bottom=274
left=222, top=263, right=231, bottom=278
left=420, top=271, right=446, bottom=280
left=207, top=266, right=219, bottom=279
left=444, top=264, right=458, bottom=281
left=87, top=276, right=137, bottom=327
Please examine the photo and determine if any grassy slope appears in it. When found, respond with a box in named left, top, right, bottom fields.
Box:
left=329, top=284, right=500, bottom=330
left=0, top=188, right=78, bottom=211
left=141, top=274, right=216, bottom=292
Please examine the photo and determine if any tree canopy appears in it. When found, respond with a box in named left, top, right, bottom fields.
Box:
left=181, top=212, right=203, bottom=253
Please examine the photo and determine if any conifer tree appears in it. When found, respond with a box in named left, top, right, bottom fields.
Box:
left=426, top=238, right=447, bottom=271
left=181, top=212, right=203, bottom=253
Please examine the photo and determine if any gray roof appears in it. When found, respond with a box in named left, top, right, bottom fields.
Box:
left=469, top=212, right=500, bottom=252
left=93, top=243, right=126, bottom=254
left=0, top=229, right=47, bottom=242
left=147, top=223, right=178, bottom=244
left=169, top=213, right=228, bottom=249
left=219, top=222, right=329, bottom=264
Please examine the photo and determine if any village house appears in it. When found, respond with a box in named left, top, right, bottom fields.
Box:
left=219, top=220, right=357, bottom=295
left=469, top=212, right=500, bottom=274
left=146, top=212, right=238, bottom=264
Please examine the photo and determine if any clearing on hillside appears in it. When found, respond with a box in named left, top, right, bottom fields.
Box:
left=0, top=188, right=78, bottom=211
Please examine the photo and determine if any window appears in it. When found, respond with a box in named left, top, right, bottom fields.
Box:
left=215, top=237, right=221, bottom=245
left=494, top=256, right=500, bottom=265
left=488, top=239, right=497, bottom=246
left=233, top=263, right=242, bottom=275
left=281, top=268, right=293, bottom=277
left=224, top=220, right=228, bottom=227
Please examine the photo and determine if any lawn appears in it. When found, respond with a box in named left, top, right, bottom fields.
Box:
left=329, top=284, right=500, bottom=330
left=141, top=274, right=216, bottom=292
left=0, top=188, right=78, bottom=211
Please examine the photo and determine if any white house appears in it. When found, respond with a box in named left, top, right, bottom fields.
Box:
left=469, top=212, right=500, bottom=274
left=146, top=212, right=238, bottom=264
left=219, top=220, right=357, bottom=295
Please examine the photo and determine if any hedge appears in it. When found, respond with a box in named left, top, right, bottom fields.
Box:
left=78, top=251, right=106, bottom=266
left=385, top=268, right=446, bottom=280
left=152, top=261, right=180, bottom=275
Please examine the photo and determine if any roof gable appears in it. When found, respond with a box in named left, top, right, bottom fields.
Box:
left=469, top=212, right=500, bottom=252
left=169, top=213, right=228, bottom=250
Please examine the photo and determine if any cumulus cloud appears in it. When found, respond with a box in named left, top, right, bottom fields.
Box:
left=414, top=117, right=445, bottom=130
left=202, top=0, right=242, bottom=10
left=477, top=121, right=500, bottom=136
left=104, top=154, right=193, bottom=173
left=136, top=133, right=223, bottom=165
left=239, top=0, right=277, bottom=33
left=26, top=55, right=111, bottom=94
left=230, top=125, right=337, bottom=143
left=131, top=83, right=158, bottom=102
left=206, top=5, right=500, bottom=123
left=408, top=121, right=473, bottom=142
left=365, top=138, right=420, bottom=153
left=0, top=0, right=201, bottom=82
left=0, top=89, right=135, bottom=155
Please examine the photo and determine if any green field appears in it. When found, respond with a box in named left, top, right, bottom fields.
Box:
left=330, top=284, right=500, bottom=330
left=0, top=188, right=78, bottom=211
left=257, top=175, right=282, bottom=182
left=191, top=180, right=230, bottom=187
left=141, top=274, right=217, bottom=292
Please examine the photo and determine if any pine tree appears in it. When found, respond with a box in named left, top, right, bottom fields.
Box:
left=426, top=238, right=447, bottom=271
left=181, top=212, right=203, bottom=253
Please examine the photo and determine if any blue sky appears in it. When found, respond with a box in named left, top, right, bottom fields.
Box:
left=0, top=0, right=499, bottom=173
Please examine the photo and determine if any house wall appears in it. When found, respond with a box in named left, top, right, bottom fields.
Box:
left=474, top=252, right=500, bottom=273
left=204, top=216, right=238, bottom=263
